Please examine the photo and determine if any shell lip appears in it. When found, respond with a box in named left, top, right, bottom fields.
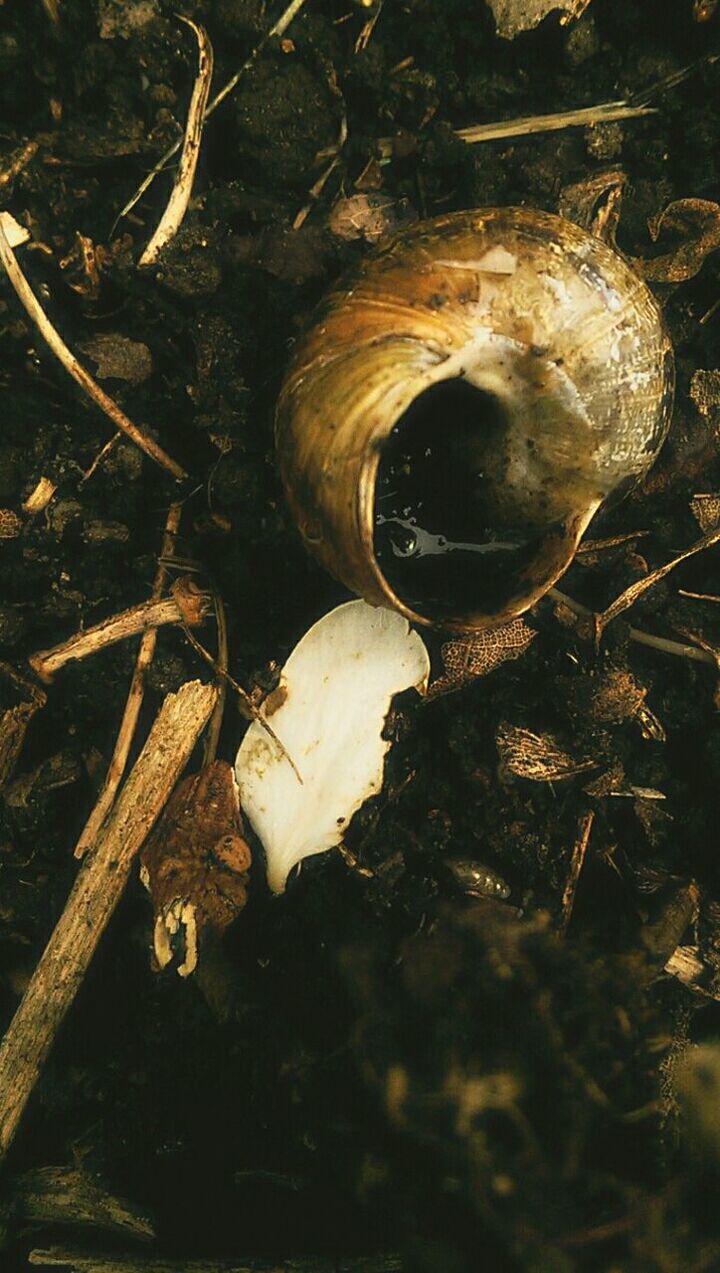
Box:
left=358, top=454, right=600, bottom=632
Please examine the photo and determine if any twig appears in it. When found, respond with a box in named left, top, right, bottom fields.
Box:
left=548, top=586, right=718, bottom=667
left=114, top=0, right=311, bottom=229
left=0, top=679, right=219, bottom=1161
left=597, top=526, right=720, bottom=635
left=179, top=622, right=302, bottom=783
left=29, top=582, right=209, bottom=683
left=453, top=100, right=656, bottom=146
left=138, top=19, right=213, bottom=266
left=560, top=810, right=594, bottom=933
left=678, top=588, right=720, bottom=602
left=81, top=432, right=121, bottom=484
left=41, top=0, right=60, bottom=24
left=0, top=220, right=186, bottom=480
left=29, top=1251, right=402, bottom=1272
left=74, top=503, right=183, bottom=858
left=0, top=138, right=39, bottom=188
left=202, top=591, right=228, bottom=768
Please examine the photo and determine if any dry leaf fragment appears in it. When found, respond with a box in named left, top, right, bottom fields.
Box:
left=78, top=334, right=153, bottom=386
left=140, top=760, right=251, bottom=978
left=0, top=212, right=29, bottom=249
left=631, top=198, right=720, bottom=283
left=428, top=618, right=536, bottom=698
left=691, top=493, right=720, bottom=534
left=558, top=169, right=626, bottom=242
left=690, top=370, right=720, bottom=430
left=496, top=722, right=596, bottom=782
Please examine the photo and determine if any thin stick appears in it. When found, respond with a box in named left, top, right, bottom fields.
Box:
left=80, top=432, right=121, bottom=484
left=560, top=810, right=594, bottom=933
left=597, top=526, right=720, bottom=634
left=0, top=220, right=186, bottom=480
left=0, top=679, right=218, bottom=1161
left=29, top=585, right=209, bottom=683
left=0, top=138, right=39, bottom=188
left=29, top=1250, right=402, bottom=1271
left=202, top=592, right=228, bottom=768
left=74, top=503, right=183, bottom=859
left=454, top=100, right=657, bottom=145
left=138, top=20, right=214, bottom=266
left=179, top=622, right=302, bottom=783
left=548, top=586, right=718, bottom=667
left=115, top=0, right=311, bottom=228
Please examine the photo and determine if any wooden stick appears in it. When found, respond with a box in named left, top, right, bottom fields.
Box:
left=28, top=1249, right=402, bottom=1271
left=0, top=221, right=186, bottom=480
left=138, top=20, right=214, bottom=266
left=29, top=582, right=209, bottom=683
left=74, top=503, right=182, bottom=858
left=560, top=810, right=594, bottom=933
left=0, top=679, right=218, bottom=1161
left=115, top=0, right=311, bottom=228
left=454, top=100, right=657, bottom=145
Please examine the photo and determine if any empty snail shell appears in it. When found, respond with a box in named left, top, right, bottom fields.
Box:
left=276, top=208, right=674, bottom=632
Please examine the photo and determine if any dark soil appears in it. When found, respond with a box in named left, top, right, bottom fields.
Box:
left=1, top=1, right=720, bottom=1269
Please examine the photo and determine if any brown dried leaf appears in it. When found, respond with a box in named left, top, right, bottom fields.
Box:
left=140, top=760, right=251, bottom=977
left=429, top=618, right=536, bottom=697
left=328, top=194, right=403, bottom=245
left=558, top=169, right=626, bottom=242
left=78, top=333, right=153, bottom=386
left=631, top=198, right=720, bottom=283
left=497, top=722, right=596, bottom=782
left=0, top=509, right=22, bottom=539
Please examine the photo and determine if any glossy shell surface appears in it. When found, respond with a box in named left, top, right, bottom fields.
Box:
left=276, top=207, right=674, bottom=631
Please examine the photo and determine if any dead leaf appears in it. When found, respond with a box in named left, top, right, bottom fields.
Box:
left=631, top=198, right=720, bottom=283
left=496, top=722, right=596, bottom=782
left=78, top=333, right=153, bottom=385
left=140, top=760, right=251, bottom=977
left=428, top=618, right=536, bottom=697
left=597, top=526, right=720, bottom=636
left=690, top=493, right=720, bottom=534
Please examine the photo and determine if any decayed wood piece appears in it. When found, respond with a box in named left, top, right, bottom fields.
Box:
left=0, top=220, right=186, bottom=480
left=29, top=578, right=209, bottom=682
left=0, top=679, right=218, bottom=1161
left=138, top=19, right=214, bottom=266
left=14, top=1165, right=154, bottom=1240
left=74, top=503, right=182, bottom=858
left=28, top=1250, right=402, bottom=1271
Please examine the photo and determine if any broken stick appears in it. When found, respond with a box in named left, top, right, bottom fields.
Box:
left=0, top=679, right=218, bottom=1161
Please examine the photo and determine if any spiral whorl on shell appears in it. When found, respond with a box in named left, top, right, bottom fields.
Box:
left=276, top=208, right=674, bottom=632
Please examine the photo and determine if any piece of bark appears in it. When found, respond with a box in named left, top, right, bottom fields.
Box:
left=14, top=1166, right=154, bottom=1240
left=0, top=679, right=218, bottom=1161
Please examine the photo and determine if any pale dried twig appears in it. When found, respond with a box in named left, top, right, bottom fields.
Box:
left=454, top=100, right=656, bottom=146
left=548, top=585, right=718, bottom=668
left=0, top=680, right=219, bottom=1161
left=115, top=0, right=311, bottom=228
left=597, top=526, right=720, bottom=635
left=29, top=580, right=209, bottom=683
left=74, top=503, right=183, bottom=859
left=0, top=220, right=186, bottom=479
left=139, top=19, right=214, bottom=266
left=560, top=810, right=594, bottom=933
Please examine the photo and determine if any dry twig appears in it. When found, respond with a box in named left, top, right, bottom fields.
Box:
left=0, top=679, right=219, bottom=1160
left=74, top=503, right=183, bottom=858
left=597, top=526, right=720, bottom=635
left=29, top=580, right=210, bottom=683
left=115, top=0, right=311, bottom=228
left=0, top=220, right=186, bottom=480
left=138, top=19, right=214, bottom=266
left=29, top=1251, right=402, bottom=1271
left=453, top=100, right=656, bottom=146
left=560, top=810, right=594, bottom=933
left=549, top=586, right=718, bottom=668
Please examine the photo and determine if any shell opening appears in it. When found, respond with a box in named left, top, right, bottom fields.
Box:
left=371, top=375, right=594, bottom=629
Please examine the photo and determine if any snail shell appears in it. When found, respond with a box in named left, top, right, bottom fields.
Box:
left=276, top=208, right=673, bottom=632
